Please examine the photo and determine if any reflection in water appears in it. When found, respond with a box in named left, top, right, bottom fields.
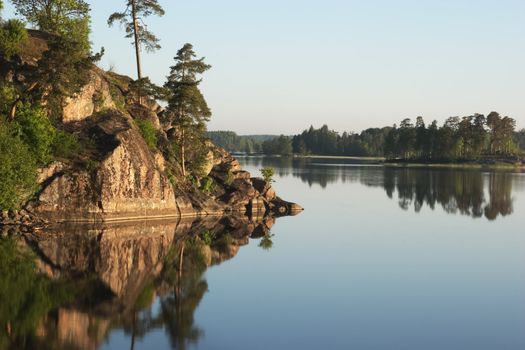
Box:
left=385, top=169, right=514, bottom=220
left=0, top=214, right=277, bottom=350
left=239, top=156, right=522, bottom=220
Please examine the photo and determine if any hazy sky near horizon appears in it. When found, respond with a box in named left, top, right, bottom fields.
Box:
left=4, top=0, right=525, bottom=134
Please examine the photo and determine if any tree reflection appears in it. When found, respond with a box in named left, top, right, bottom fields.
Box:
left=155, top=239, right=208, bottom=350
left=484, top=172, right=514, bottom=220
left=0, top=213, right=281, bottom=349
left=241, top=156, right=518, bottom=221
left=382, top=169, right=514, bottom=220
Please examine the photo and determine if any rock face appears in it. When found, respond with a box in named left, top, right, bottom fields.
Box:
left=62, top=69, right=116, bottom=123
left=23, top=109, right=302, bottom=224
left=30, top=112, right=181, bottom=223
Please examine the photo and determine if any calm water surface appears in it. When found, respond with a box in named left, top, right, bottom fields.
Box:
left=1, top=157, right=524, bottom=349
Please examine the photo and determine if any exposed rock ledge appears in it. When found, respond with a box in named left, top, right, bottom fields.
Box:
left=0, top=31, right=302, bottom=226
left=1, top=111, right=301, bottom=226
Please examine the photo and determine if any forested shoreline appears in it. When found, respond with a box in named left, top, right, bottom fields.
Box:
left=210, top=113, right=525, bottom=162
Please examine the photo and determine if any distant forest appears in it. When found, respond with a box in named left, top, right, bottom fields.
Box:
left=210, top=112, right=525, bottom=161
left=207, top=131, right=275, bottom=153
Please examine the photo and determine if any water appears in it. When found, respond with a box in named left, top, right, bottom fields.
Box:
left=1, top=157, right=524, bottom=349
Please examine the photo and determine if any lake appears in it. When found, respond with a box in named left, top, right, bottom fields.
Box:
left=1, top=157, right=525, bottom=349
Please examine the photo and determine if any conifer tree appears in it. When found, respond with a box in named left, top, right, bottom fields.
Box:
left=164, top=43, right=211, bottom=176
left=108, top=0, right=164, bottom=104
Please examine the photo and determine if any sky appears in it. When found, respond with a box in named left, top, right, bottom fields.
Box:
left=3, top=0, right=525, bottom=134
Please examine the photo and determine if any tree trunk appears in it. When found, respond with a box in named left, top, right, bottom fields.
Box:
left=179, top=242, right=185, bottom=277
left=181, top=128, right=186, bottom=176
left=130, top=310, right=136, bottom=350
left=131, top=0, right=143, bottom=105
left=8, top=99, right=19, bottom=121
left=8, top=82, right=38, bottom=121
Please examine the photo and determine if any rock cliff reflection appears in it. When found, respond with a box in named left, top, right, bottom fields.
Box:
left=0, top=214, right=278, bottom=350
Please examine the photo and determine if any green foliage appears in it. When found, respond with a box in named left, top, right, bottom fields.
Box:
left=206, top=131, right=269, bottom=153
left=514, top=129, right=525, bottom=153
left=201, top=230, right=215, bottom=246
left=5, top=33, right=103, bottom=121
left=225, top=170, right=234, bottom=186
left=35, top=36, right=102, bottom=108
left=0, top=19, right=28, bottom=59
left=164, top=43, right=212, bottom=128
left=163, top=43, right=212, bottom=176
left=15, top=104, right=57, bottom=164
left=13, top=103, right=80, bottom=163
left=0, top=84, right=16, bottom=114
left=166, top=169, right=177, bottom=188
left=199, top=177, right=214, bottom=194
left=260, top=167, right=275, bottom=183
left=135, top=118, right=158, bottom=149
left=385, top=113, right=518, bottom=161
left=259, top=234, right=275, bottom=251
left=283, top=113, right=519, bottom=161
left=134, top=281, right=155, bottom=309
left=108, top=82, right=126, bottom=111
left=0, top=238, right=73, bottom=347
left=0, top=122, right=37, bottom=210
left=107, top=0, right=165, bottom=53
left=129, top=77, right=169, bottom=102
left=292, top=124, right=391, bottom=157
left=53, top=129, right=80, bottom=158
left=11, top=0, right=92, bottom=53
left=187, top=138, right=210, bottom=178
left=0, top=100, right=80, bottom=210
left=186, top=174, right=199, bottom=187
left=262, top=135, right=292, bottom=155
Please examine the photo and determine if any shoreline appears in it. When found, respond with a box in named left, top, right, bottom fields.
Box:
left=238, top=154, right=525, bottom=171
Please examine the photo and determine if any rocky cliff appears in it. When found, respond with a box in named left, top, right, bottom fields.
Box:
left=1, top=31, right=302, bottom=226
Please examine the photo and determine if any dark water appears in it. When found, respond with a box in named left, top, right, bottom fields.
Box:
left=1, top=157, right=524, bottom=350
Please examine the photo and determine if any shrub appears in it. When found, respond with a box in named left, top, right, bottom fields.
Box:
left=136, top=119, right=158, bottom=150
left=0, top=122, right=37, bottom=210
left=0, top=19, right=28, bottom=59
left=200, top=176, right=214, bottom=194
left=16, top=104, right=57, bottom=165
left=260, top=167, right=275, bottom=183
left=201, top=230, right=215, bottom=246
left=166, top=169, right=177, bottom=189
left=53, top=129, right=80, bottom=159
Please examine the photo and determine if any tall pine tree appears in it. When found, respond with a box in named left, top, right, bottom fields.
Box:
left=108, top=0, right=164, bottom=104
left=164, top=43, right=211, bottom=176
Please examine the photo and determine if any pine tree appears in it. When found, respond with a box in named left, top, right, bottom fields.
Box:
left=164, top=43, right=211, bottom=176
left=108, top=0, right=164, bottom=104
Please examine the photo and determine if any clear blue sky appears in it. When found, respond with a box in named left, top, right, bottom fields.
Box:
left=4, top=0, right=525, bottom=134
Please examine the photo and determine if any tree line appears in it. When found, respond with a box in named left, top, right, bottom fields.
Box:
left=206, top=131, right=270, bottom=153
left=252, top=113, right=523, bottom=160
